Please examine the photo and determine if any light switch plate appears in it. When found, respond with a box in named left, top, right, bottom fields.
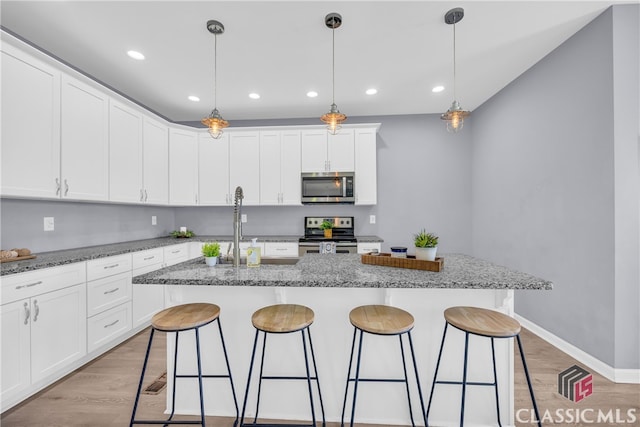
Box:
left=241, top=214, right=248, bottom=223
left=44, top=217, right=55, bottom=231
left=151, top=215, right=157, bottom=225
left=369, top=215, right=376, bottom=224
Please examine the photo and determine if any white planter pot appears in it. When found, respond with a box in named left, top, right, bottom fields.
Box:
left=204, top=256, right=218, bottom=267
left=415, top=246, right=437, bottom=261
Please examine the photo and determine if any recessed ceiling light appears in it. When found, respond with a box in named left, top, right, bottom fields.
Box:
left=432, top=85, right=445, bottom=93
left=307, top=91, right=318, bottom=98
left=365, top=88, right=378, bottom=95
left=127, top=50, right=145, bottom=60
left=188, top=95, right=200, bottom=102
left=249, top=93, right=260, bottom=100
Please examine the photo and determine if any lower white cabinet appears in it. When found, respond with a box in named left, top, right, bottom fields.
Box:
left=132, top=259, right=166, bottom=329
left=357, top=242, right=382, bottom=254
left=87, top=301, right=132, bottom=353
left=1, top=299, right=32, bottom=403
left=264, top=242, right=299, bottom=257
left=163, top=243, right=189, bottom=266
left=86, top=272, right=131, bottom=317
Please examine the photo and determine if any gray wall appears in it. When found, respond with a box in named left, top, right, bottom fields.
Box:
left=470, top=6, right=639, bottom=369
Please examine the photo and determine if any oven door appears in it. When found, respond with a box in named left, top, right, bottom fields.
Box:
left=299, top=241, right=357, bottom=256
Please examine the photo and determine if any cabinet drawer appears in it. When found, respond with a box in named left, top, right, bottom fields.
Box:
left=87, top=302, right=131, bottom=353
left=86, top=254, right=132, bottom=281
left=263, top=242, right=298, bottom=257
left=1, top=263, right=86, bottom=305
left=163, top=244, right=188, bottom=266
left=87, top=272, right=131, bottom=317
left=132, top=248, right=163, bottom=270
left=357, top=242, right=381, bottom=254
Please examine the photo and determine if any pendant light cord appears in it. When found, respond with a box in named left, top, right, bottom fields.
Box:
left=453, top=20, right=457, bottom=102
left=214, top=33, right=218, bottom=110
left=332, top=24, right=336, bottom=105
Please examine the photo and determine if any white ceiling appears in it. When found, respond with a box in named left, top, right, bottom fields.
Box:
left=0, top=1, right=630, bottom=123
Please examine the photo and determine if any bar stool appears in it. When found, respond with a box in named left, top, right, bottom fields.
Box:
left=341, top=305, right=427, bottom=427
left=130, top=303, right=239, bottom=426
left=240, top=304, right=325, bottom=427
left=426, top=306, right=541, bottom=427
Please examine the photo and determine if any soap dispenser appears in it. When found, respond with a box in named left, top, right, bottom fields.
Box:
left=247, top=238, right=261, bottom=267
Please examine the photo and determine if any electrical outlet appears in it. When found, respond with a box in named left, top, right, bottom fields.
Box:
left=44, top=217, right=55, bottom=231
left=241, top=214, right=248, bottom=223
left=151, top=215, right=157, bottom=225
left=369, top=215, right=376, bottom=224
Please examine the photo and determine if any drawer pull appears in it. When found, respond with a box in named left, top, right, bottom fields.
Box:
left=104, top=319, right=119, bottom=328
left=171, top=250, right=180, bottom=254
left=275, top=248, right=287, bottom=251
left=143, top=256, right=155, bottom=261
left=103, top=287, right=120, bottom=295
left=23, top=302, right=30, bottom=325
left=33, top=300, right=40, bottom=322
left=103, top=263, right=120, bottom=269
left=16, top=280, right=43, bottom=290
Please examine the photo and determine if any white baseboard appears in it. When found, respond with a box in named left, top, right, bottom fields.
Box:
left=515, top=314, right=640, bottom=384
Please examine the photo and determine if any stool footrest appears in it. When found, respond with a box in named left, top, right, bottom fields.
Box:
left=348, top=377, right=407, bottom=383
left=435, top=380, right=496, bottom=387
left=240, top=424, right=315, bottom=427
left=261, top=375, right=318, bottom=381
left=176, top=374, right=232, bottom=379
left=132, top=420, right=204, bottom=425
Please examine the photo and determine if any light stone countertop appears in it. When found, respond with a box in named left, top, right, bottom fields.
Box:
left=132, top=253, right=552, bottom=290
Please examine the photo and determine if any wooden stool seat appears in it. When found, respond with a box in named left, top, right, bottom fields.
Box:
left=251, top=304, right=314, bottom=333
left=349, top=304, right=414, bottom=335
left=151, top=303, right=220, bottom=332
left=444, top=306, right=521, bottom=337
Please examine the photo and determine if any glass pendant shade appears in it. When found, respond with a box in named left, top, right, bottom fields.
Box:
left=201, top=108, right=229, bottom=139
left=440, top=100, right=470, bottom=133
left=321, top=103, right=347, bottom=135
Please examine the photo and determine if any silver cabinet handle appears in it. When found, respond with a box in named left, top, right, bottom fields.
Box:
left=64, top=179, right=69, bottom=196
left=104, top=319, right=119, bottom=328
left=144, top=190, right=148, bottom=202
left=32, top=300, right=39, bottom=322
left=103, top=287, right=119, bottom=295
left=16, top=280, right=42, bottom=290
left=23, top=302, right=30, bottom=325
left=143, top=256, right=155, bottom=261
left=171, top=250, right=180, bottom=254
left=103, top=263, right=119, bottom=269
left=140, top=189, right=144, bottom=201
left=55, top=178, right=61, bottom=195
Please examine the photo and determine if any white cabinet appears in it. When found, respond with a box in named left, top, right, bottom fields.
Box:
left=260, top=131, right=302, bottom=205
left=0, top=299, right=31, bottom=403
left=198, top=132, right=230, bottom=205
left=169, top=128, right=198, bottom=205
left=109, top=100, right=143, bottom=203
left=142, top=118, right=169, bottom=204
left=357, top=242, right=382, bottom=254
left=60, top=74, right=109, bottom=201
left=163, top=243, right=189, bottom=266
left=132, top=250, right=165, bottom=329
left=263, top=242, right=299, bottom=257
left=229, top=132, right=260, bottom=205
left=1, top=43, right=61, bottom=199
left=354, top=128, right=378, bottom=205
left=301, top=129, right=354, bottom=172
left=86, top=272, right=131, bottom=317
left=87, top=301, right=132, bottom=353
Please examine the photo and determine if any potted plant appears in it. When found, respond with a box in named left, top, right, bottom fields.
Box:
left=319, top=220, right=334, bottom=238
left=414, top=229, right=439, bottom=261
left=201, top=242, right=221, bottom=266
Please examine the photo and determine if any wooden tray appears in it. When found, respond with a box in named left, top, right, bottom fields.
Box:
left=0, top=255, right=36, bottom=263
left=361, top=253, right=444, bottom=272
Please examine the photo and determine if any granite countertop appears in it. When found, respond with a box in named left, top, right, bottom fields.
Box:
left=133, top=253, right=552, bottom=290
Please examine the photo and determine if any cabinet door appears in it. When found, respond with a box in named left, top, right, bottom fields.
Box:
left=301, top=130, right=328, bottom=172
left=169, top=128, right=198, bottom=205
left=60, top=74, right=109, bottom=201
left=30, top=284, right=87, bottom=384
left=142, top=118, right=169, bottom=204
left=355, top=128, right=377, bottom=205
left=280, top=131, right=302, bottom=205
left=109, top=100, right=143, bottom=203
left=259, top=131, right=282, bottom=205
left=199, top=132, right=230, bottom=205
left=328, top=129, right=355, bottom=172
left=229, top=132, right=260, bottom=205
left=0, top=299, right=31, bottom=403
left=1, top=44, right=61, bottom=199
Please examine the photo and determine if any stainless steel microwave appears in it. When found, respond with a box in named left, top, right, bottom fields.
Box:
left=301, top=172, right=355, bottom=204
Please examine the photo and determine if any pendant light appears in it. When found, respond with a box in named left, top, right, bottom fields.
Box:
left=441, top=7, right=470, bottom=133
left=320, top=12, right=347, bottom=135
left=201, top=19, right=229, bottom=139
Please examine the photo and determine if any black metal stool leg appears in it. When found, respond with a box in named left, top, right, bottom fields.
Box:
left=349, top=329, right=364, bottom=427
left=426, top=322, right=448, bottom=425
left=194, top=327, right=206, bottom=426
left=167, top=331, right=180, bottom=422
left=459, top=331, right=470, bottom=427
left=252, top=332, right=268, bottom=424
left=217, top=318, right=239, bottom=427
left=398, top=334, right=416, bottom=427
left=301, top=328, right=317, bottom=426
left=130, top=327, right=156, bottom=426
left=490, top=338, right=502, bottom=427
left=240, top=329, right=260, bottom=426
left=407, top=331, right=428, bottom=427
left=306, top=326, right=326, bottom=426
left=517, top=334, right=542, bottom=427
left=341, top=327, right=358, bottom=427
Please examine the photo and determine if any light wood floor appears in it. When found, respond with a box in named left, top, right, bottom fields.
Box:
left=2, top=328, right=638, bottom=426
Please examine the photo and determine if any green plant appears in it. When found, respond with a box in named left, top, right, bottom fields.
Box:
left=171, top=229, right=195, bottom=238
left=414, top=229, right=439, bottom=248
left=319, top=220, right=334, bottom=230
left=201, top=242, right=221, bottom=258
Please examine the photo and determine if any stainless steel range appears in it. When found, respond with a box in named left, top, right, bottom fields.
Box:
left=299, top=216, right=357, bottom=255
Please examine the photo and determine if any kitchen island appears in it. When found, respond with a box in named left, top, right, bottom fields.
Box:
left=133, top=254, right=551, bottom=426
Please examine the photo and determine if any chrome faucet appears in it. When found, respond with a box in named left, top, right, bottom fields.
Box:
left=233, top=186, right=244, bottom=267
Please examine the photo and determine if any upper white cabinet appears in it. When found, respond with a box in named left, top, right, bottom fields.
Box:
left=60, top=74, right=109, bottom=201
left=1, top=44, right=61, bottom=199
left=142, top=118, right=169, bottom=204
left=301, top=129, right=355, bottom=172
left=354, top=128, right=378, bottom=205
left=109, top=100, right=143, bottom=203
left=229, top=132, right=260, bottom=205
left=198, top=132, right=230, bottom=205
left=169, top=128, right=198, bottom=205
left=260, top=130, right=301, bottom=205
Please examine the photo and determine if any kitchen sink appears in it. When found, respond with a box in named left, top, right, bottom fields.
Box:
left=218, top=257, right=300, bottom=266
